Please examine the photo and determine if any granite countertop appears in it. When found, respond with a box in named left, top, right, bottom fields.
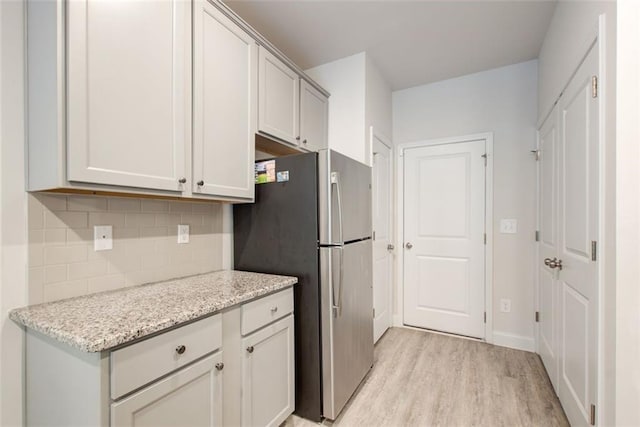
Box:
left=9, top=270, right=297, bottom=353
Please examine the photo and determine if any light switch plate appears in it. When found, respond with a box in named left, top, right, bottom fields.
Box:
left=177, top=224, right=190, bottom=244
left=499, top=219, right=518, bottom=234
left=94, top=225, right=113, bottom=251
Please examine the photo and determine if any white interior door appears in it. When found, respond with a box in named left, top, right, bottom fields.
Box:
left=372, top=134, right=393, bottom=343
left=557, top=44, right=599, bottom=427
left=537, top=105, right=560, bottom=391
left=403, top=140, right=486, bottom=339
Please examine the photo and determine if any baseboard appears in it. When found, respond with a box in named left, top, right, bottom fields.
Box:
left=392, top=314, right=402, bottom=327
left=492, top=330, right=535, bottom=352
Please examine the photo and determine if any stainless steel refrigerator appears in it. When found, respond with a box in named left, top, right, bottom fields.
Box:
left=234, top=149, right=373, bottom=422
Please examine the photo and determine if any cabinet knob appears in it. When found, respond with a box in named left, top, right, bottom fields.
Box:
left=296, top=136, right=301, bottom=141
left=175, top=345, right=186, bottom=355
left=197, top=180, right=204, bottom=186
left=215, top=362, right=224, bottom=371
left=270, top=306, right=278, bottom=313
left=246, top=346, right=254, bottom=354
left=178, top=178, right=187, bottom=184
left=302, top=139, right=307, bottom=144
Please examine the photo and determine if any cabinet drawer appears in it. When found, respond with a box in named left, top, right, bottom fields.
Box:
left=111, top=314, right=222, bottom=400
left=241, top=288, right=293, bottom=335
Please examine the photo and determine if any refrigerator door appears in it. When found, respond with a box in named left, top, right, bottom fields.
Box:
left=320, top=239, right=373, bottom=420
left=319, top=150, right=372, bottom=245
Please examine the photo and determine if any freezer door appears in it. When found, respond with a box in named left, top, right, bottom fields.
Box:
left=319, top=150, right=372, bottom=245
left=320, top=239, right=373, bottom=420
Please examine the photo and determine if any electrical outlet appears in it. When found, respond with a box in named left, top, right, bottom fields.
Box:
left=499, top=219, right=518, bottom=234
left=94, top=225, right=113, bottom=251
left=177, top=224, right=190, bottom=244
left=500, top=298, right=511, bottom=313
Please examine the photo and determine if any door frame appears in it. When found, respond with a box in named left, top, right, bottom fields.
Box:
left=370, top=126, right=394, bottom=341
left=395, top=132, right=494, bottom=344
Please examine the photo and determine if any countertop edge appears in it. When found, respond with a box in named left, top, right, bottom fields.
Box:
left=9, top=272, right=297, bottom=353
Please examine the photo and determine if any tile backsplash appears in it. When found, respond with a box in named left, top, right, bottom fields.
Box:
left=28, top=193, right=223, bottom=304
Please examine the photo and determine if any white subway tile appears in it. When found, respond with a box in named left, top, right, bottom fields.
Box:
left=36, top=194, right=67, bottom=211
left=168, top=213, right=182, bottom=226
left=140, top=226, right=168, bottom=238
left=124, top=270, right=156, bottom=287
left=89, top=212, right=125, bottom=228
left=29, top=229, right=44, bottom=245
left=44, top=265, right=68, bottom=284
left=67, top=196, right=108, bottom=212
left=29, top=267, right=44, bottom=304
left=29, top=244, right=43, bottom=267
left=108, top=197, right=141, bottom=212
left=169, top=202, right=192, bottom=213
left=154, top=213, right=169, bottom=226
left=192, top=202, right=214, bottom=214
left=88, top=274, right=126, bottom=293
left=44, top=211, right=88, bottom=229
left=68, top=260, right=108, bottom=280
left=44, top=229, right=66, bottom=246
left=113, top=227, right=139, bottom=240
left=67, top=228, right=93, bottom=245
left=125, top=213, right=155, bottom=228
left=28, top=197, right=44, bottom=230
left=141, top=200, right=169, bottom=213
left=107, top=253, right=142, bottom=274
left=43, top=280, right=88, bottom=303
left=180, top=214, right=203, bottom=226
left=44, top=245, right=87, bottom=265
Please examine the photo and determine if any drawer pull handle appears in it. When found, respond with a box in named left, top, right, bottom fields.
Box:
left=215, top=362, right=224, bottom=371
left=175, top=345, right=186, bottom=355
left=270, top=306, right=278, bottom=313
left=247, top=346, right=254, bottom=354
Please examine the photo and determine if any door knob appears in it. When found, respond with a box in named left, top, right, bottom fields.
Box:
left=544, top=258, right=553, bottom=266
left=405, top=242, right=413, bottom=249
left=544, top=257, right=563, bottom=270
left=387, top=244, right=395, bottom=251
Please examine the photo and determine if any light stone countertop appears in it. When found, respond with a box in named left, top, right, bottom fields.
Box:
left=9, top=270, right=297, bottom=353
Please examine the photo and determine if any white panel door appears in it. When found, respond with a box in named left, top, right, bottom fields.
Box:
left=242, top=315, right=295, bottom=427
left=299, top=80, right=328, bottom=152
left=111, top=352, right=223, bottom=427
left=537, top=105, right=560, bottom=391
left=557, top=45, right=599, bottom=427
left=258, top=47, right=299, bottom=145
left=372, top=136, right=393, bottom=343
left=67, top=0, right=189, bottom=192
left=193, top=0, right=256, bottom=200
left=403, top=140, right=486, bottom=338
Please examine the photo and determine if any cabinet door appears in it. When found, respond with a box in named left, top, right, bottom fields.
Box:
left=299, top=80, right=328, bottom=152
left=193, top=1, right=256, bottom=200
left=67, top=0, right=189, bottom=192
left=258, top=48, right=300, bottom=145
left=111, top=352, right=223, bottom=427
left=242, top=315, right=294, bottom=427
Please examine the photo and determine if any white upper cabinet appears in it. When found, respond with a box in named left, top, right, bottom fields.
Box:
left=66, top=0, right=190, bottom=192
left=299, top=80, right=329, bottom=152
left=258, top=47, right=300, bottom=145
left=193, top=0, right=256, bottom=200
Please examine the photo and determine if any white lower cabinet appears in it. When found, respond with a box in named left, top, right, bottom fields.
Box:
left=111, top=352, right=223, bottom=427
left=242, top=315, right=295, bottom=427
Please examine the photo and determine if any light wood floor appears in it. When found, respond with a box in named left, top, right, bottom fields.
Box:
left=285, top=327, right=569, bottom=427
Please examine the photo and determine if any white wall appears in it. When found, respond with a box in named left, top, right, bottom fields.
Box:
left=616, top=0, right=640, bottom=424
left=538, top=3, right=617, bottom=424
left=1, top=1, right=28, bottom=425
left=306, top=53, right=367, bottom=163
left=365, top=54, right=393, bottom=158
left=393, top=60, right=538, bottom=350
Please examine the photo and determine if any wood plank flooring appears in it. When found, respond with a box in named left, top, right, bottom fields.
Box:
left=284, top=327, right=569, bottom=427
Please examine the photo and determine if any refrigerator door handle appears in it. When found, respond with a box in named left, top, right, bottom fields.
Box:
left=331, top=172, right=345, bottom=246
left=332, top=247, right=344, bottom=317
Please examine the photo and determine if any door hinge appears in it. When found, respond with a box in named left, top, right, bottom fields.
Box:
left=373, top=230, right=376, bottom=241
left=484, top=233, right=487, bottom=244
left=535, top=311, right=540, bottom=322
left=484, top=312, right=487, bottom=323
left=373, top=308, right=376, bottom=318
left=590, top=404, right=596, bottom=425
left=535, top=230, right=540, bottom=242
left=591, top=241, right=597, bottom=261
left=481, top=153, right=487, bottom=166
left=592, top=76, right=598, bottom=98
left=530, top=150, right=540, bottom=161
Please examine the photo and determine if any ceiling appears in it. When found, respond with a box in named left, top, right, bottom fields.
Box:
left=223, top=0, right=557, bottom=91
